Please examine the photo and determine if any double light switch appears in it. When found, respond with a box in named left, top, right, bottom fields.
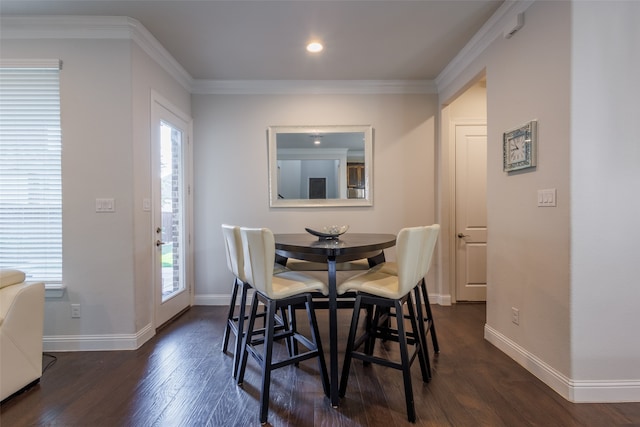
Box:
left=537, top=189, right=556, bottom=207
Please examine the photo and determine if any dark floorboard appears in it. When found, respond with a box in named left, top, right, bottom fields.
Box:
left=2, top=303, right=639, bottom=426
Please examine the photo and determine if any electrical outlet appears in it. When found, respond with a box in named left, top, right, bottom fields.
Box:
left=511, top=307, right=520, bottom=325
left=71, top=304, right=81, bottom=318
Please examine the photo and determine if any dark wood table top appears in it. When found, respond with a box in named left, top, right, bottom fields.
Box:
left=274, top=233, right=396, bottom=263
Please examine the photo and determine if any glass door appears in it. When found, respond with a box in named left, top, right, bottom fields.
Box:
left=152, top=97, right=192, bottom=326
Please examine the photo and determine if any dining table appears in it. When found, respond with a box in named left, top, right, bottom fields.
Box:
left=273, top=232, right=397, bottom=407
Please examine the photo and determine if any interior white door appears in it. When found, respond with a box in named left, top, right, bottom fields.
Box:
left=152, top=97, right=192, bottom=326
left=455, top=125, right=487, bottom=301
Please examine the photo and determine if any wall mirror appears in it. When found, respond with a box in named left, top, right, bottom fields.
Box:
left=268, top=125, right=373, bottom=207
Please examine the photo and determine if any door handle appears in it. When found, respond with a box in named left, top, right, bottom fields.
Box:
left=156, top=240, right=166, bottom=247
left=457, top=233, right=470, bottom=238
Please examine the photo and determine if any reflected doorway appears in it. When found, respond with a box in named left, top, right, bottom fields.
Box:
left=309, top=177, right=327, bottom=199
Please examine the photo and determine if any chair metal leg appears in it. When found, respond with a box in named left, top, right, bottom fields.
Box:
left=394, top=299, right=416, bottom=423
left=222, top=278, right=241, bottom=353
left=259, top=299, right=276, bottom=425
left=343, top=293, right=422, bottom=423
left=362, top=303, right=374, bottom=362
left=365, top=304, right=383, bottom=359
left=412, top=285, right=432, bottom=381
left=421, top=279, right=439, bottom=353
left=232, top=281, right=249, bottom=379
left=286, top=305, right=300, bottom=360
left=305, top=295, right=330, bottom=397
left=237, top=292, right=328, bottom=424
left=339, top=295, right=363, bottom=397
left=236, top=294, right=259, bottom=386
left=408, top=290, right=431, bottom=382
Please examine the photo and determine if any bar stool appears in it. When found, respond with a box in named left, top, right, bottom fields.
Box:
left=337, top=225, right=439, bottom=423
left=376, top=224, right=441, bottom=356
left=236, top=227, right=330, bottom=425
left=220, top=224, right=288, bottom=379
left=220, top=224, right=252, bottom=379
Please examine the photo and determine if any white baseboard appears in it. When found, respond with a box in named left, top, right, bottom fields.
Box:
left=569, top=379, right=640, bottom=403
left=434, top=293, right=451, bottom=306
left=43, top=322, right=155, bottom=352
left=194, top=291, right=452, bottom=307
left=484, top=324, right=640, bottom=403
left=194, top=290, right=256, bottom=306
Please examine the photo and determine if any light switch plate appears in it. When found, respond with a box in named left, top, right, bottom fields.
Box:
left=96, top=198, right=115, bottom=212
left=537, top=189, right=556, bottom=207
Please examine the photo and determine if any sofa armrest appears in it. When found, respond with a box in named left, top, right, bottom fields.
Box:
left=0, top=281, right=45, bottom=401
left=0, top=269, right=26, bottom=289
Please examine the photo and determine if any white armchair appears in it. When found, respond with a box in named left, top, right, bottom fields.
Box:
left=0, top=269, right=45, bottom=401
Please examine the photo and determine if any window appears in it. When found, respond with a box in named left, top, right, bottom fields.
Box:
left=0, top=60, right=62, bottom=284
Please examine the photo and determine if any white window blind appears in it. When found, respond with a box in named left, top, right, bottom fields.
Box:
left=0, top=60, right=62, bottom=284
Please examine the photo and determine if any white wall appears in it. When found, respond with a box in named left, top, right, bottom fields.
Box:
left=485, top=0, right=572, bottom=378
left=1, top=21, right=191, bottom=349
left=131, top=43, right=192, bottom=333
left=191, top=93, right=438, bottom=304
left=0, top=38, right=138, bottom=344
left=438, top=0, right=640, bottom=402
left=570, top=1, right=640, bottom=398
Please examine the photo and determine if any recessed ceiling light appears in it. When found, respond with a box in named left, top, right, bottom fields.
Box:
left=306, top=42, right=323, bottom=53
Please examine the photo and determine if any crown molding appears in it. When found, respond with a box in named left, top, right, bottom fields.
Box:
left=0, top=16, right=193, bottom=91
left=1, top=16, right=434, bottom=96
left=127, top=18, right=193, bottom=91
left=3, top=12, right=515, bottom=96
left=192, top=79, right=436, bottom=95
left=435, top=0, right=535, bottom=95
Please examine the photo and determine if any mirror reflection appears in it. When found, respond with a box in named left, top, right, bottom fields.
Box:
left=268, top=125, right=373, bottom=207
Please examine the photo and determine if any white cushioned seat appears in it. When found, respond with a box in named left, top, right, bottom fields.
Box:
left=337, top=225, right=440, bottom=423
left=221, top=224, right=293, bottom=379
left=0, top=269, right=26, bottom=288
left=237, top=227, right=329, bottom=424
left=0, top=269, right=45, bottom=401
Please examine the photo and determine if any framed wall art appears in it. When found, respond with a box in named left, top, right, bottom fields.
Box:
left=503, top=120, right=537, bottom=172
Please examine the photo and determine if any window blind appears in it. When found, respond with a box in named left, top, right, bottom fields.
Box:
left=0, top=61, right=62, bottom=284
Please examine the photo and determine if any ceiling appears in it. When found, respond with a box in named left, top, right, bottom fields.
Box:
left=0, top=0, right=503, bottom=81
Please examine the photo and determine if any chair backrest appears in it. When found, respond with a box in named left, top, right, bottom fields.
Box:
left=240, top=227, right=276, bottom=297
left=418, top=224, right=439, bottom=278
left=221, top=224, right=245, bottom=282
left=395, top=225, right=440, bottom=297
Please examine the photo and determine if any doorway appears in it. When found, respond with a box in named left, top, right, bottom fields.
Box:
left=309, top=177, right=327, bottom=199
left=455, top=124, right=487, bottom=301
left=443, top=79, right=487, bottom=303
left=152, top=94, right=193, bottom=327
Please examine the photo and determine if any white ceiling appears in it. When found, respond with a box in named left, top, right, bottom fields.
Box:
left=0, top=0, right=503, bottom=81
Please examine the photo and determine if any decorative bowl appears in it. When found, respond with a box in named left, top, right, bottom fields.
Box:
left=305, top=225, right=349, bottom=240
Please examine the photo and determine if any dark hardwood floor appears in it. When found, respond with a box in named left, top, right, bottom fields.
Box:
left=2, top=303, right=639, bottom=426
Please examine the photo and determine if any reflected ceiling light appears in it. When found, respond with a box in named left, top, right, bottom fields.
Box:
left=306, top=42, right=323, bottom=53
